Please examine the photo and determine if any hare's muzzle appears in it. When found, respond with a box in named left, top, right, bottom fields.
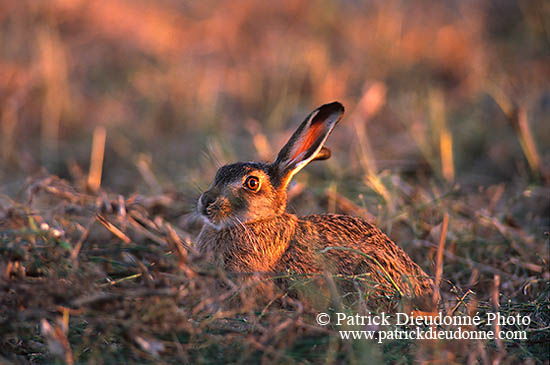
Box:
left=198, top=192, right=216, bottom=216
left=198, top=190, right=232, bottom=228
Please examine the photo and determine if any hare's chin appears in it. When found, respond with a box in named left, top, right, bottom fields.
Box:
left=200, top=215, right=229, bottom=231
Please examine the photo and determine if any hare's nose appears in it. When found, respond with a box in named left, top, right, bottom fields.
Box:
left=200, top=192, right=216, bottom=212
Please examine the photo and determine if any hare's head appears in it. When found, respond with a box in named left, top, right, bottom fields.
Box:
left=198, top=102, right=344, bottom=229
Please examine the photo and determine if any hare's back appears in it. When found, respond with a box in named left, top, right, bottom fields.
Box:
left=297, top=214, right=426, bottom=277
left=294, top=214, right=433, bottom=308
left=299, top=213, right=394, bottom=251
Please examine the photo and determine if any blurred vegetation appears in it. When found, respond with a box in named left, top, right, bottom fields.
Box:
left=0, top=0, right=549, bottom=363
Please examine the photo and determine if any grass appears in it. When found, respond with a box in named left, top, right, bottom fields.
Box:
left=1, top=0, right=549, bottom=363
left=1, top=169, right=547, bottom=363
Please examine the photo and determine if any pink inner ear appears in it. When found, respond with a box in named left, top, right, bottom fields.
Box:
left=290, top=122, right=325, bottom=162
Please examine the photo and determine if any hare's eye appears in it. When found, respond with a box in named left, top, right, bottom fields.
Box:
left=244, top=176, right=261, bottom=192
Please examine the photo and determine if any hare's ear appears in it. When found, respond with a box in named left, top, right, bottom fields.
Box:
left=273, top=102, right=344, bottom=189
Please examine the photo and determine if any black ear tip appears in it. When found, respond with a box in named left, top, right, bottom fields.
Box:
left=318, top=101, right=345, bottom=115
left=311, top=102, right=344, bottom=125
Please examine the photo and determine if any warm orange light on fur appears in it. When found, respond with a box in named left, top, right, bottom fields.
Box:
left=290, top=121, right=324, bottom=162
left=197, top=102, right=435, bottom=310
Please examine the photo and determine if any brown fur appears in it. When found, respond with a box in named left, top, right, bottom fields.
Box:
left=196, top=102, right=434, bottom=309
left=197, top=213, right=434, bottom=307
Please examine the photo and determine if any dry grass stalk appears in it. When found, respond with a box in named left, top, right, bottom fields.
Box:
left=127, top=215, right=166, bottom=245
left=430, top=89, right=454, bottom=182
left=40, top=318, right=73, bottom=365
left=353, top=83, right=389, bottom=204
left=70, top=217, right=95, bottom=264
left=432, top=213, right=449, bottom=307
left=488, top=86, right=542, bottom=176
left=439, top=127, right=454, bottom=182
left=515, top=107, right=541, bottom=175
left=492, top=274, right=505, bottom=354
left=38, top=26, right=70, bottom=157
left=324, top=189, right=376, bottom=222
left=136, top=154, right=162, bottom=194
left=164, top=222, right=195, bottom=277
left=87, top=126, right=107, bottom=192
left=1, top=97, right=18, bottom=162
left=96, top=213, right=131, bottom=244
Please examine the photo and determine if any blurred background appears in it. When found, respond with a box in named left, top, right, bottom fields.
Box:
left=0, top=0, right=548, bottom=212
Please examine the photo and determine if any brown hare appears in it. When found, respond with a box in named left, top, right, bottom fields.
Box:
left=196, top=102, right=434, bottom=309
